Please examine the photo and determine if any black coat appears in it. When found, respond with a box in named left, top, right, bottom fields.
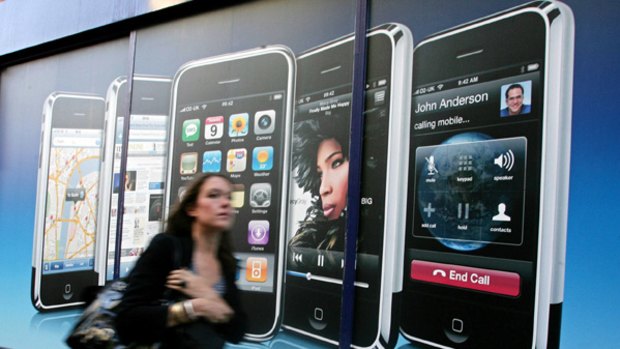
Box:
left=115, top=233, right=246, bottom=347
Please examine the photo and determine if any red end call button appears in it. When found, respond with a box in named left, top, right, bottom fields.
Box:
left=411, top=260, right=520, bottom=297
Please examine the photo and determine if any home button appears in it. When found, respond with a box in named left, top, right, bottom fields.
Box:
left=63, top=283, right=74, bottom=300
left=443, top=316, right=470, bottom=344
left=308, top=306, right=328, bottom=331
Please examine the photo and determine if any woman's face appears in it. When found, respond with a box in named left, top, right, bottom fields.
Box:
left=317, top=138, right=349, bottom=220
left=188, top=176, right=234, bottom=232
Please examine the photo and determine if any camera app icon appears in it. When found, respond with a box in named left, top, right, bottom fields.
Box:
left=254, top=110, right=275, bottom=135
left=250, top=183, right=271, bottom=208
left=248, top=220, right=270, bottom=245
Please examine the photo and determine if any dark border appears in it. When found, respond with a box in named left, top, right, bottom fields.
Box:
left=339, top=0, right=368, bottom=347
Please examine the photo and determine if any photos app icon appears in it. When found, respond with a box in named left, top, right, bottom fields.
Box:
left=229, top=113, right=249, bottom=137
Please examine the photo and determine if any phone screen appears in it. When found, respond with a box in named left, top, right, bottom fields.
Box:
left=174, top=88, right=285, bottom=293
left=284, top=31, right=394, bottom=346
left=169, top=48, right=293, bottom=338
left=104, top=77, right=171, bottom=280
left=34, top=94, right=104, bottom=309
left=402, top=11, right=547, bottom=348
left=42, top=97, right=104, bottom=276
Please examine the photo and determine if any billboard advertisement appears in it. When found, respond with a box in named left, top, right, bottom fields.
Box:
left=0, top=1, right=617, bottom=348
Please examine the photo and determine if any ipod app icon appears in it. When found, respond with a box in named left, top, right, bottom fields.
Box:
left=246, top=257, right=267, bottom=283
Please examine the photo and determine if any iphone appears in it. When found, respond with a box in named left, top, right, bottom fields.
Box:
left=32, top=92, right=105, bottom=310
left=400, top=2, right=574, bottom=348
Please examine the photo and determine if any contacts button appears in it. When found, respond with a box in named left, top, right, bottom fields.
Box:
left=410, top=260, right=520, bottom=297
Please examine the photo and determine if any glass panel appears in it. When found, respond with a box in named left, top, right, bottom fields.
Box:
left=0, top=37, right=129, bottom=347
left=130, top=0, right=356, bottom=346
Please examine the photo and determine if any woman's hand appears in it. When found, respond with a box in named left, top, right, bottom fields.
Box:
left=190, top=297, right=234, bottom=324
left=166, top=268, right=212, bottom=299
left=166, top=269, right=233, bottom=323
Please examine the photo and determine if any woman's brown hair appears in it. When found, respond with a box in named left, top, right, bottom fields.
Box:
left=165, top=173, right=237, bottom=275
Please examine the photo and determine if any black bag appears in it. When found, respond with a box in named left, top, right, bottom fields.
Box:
left=67, top=235, right=184, bottom=349
left=66, top=280, right=210, bottom=349
left=65, top=279, right=130, bottom=349
left=66, top=235, right=229, bottom=349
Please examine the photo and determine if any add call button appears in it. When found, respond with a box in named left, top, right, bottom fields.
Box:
left=410, top=260, right=520, bottom=297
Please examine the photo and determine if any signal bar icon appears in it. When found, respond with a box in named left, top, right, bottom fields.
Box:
left=494, top=149, right=515, bottom=171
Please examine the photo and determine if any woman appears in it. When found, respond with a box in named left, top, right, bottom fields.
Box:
left=115, top=173, right=246, bottom=348
left=288, top=114, right=350, bottom=250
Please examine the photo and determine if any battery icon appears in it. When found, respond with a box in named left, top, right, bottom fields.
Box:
left=527, top=63, right=540, bottom=72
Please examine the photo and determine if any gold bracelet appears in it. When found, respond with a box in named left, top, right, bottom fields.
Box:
left=169, top=302, right=190, bottom=326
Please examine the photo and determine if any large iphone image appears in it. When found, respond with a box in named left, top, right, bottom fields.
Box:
left=167, top=46, right=295, bottom=340
left=31, top=92, right=105, bottom=310
left=97, top=76, right=172, bottom=282
left=401, top=2, right=573, bottom=348
left=283, top=24, right=412, bottom=348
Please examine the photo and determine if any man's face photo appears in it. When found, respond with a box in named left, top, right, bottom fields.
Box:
left=506, top=86, right=524, bottom=115
left=500, top=81, right=532, bottom=117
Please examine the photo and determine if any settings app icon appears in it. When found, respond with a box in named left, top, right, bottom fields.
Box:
left=250, top=183, right=271, bottom=208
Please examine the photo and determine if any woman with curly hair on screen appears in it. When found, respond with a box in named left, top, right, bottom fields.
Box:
left=289, top=113, right=350, bottom=250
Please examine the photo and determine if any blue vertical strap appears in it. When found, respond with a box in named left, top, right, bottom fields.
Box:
left=113, top=31, right=137, bottom=280
left=339, top=0, right=368, bottom=347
